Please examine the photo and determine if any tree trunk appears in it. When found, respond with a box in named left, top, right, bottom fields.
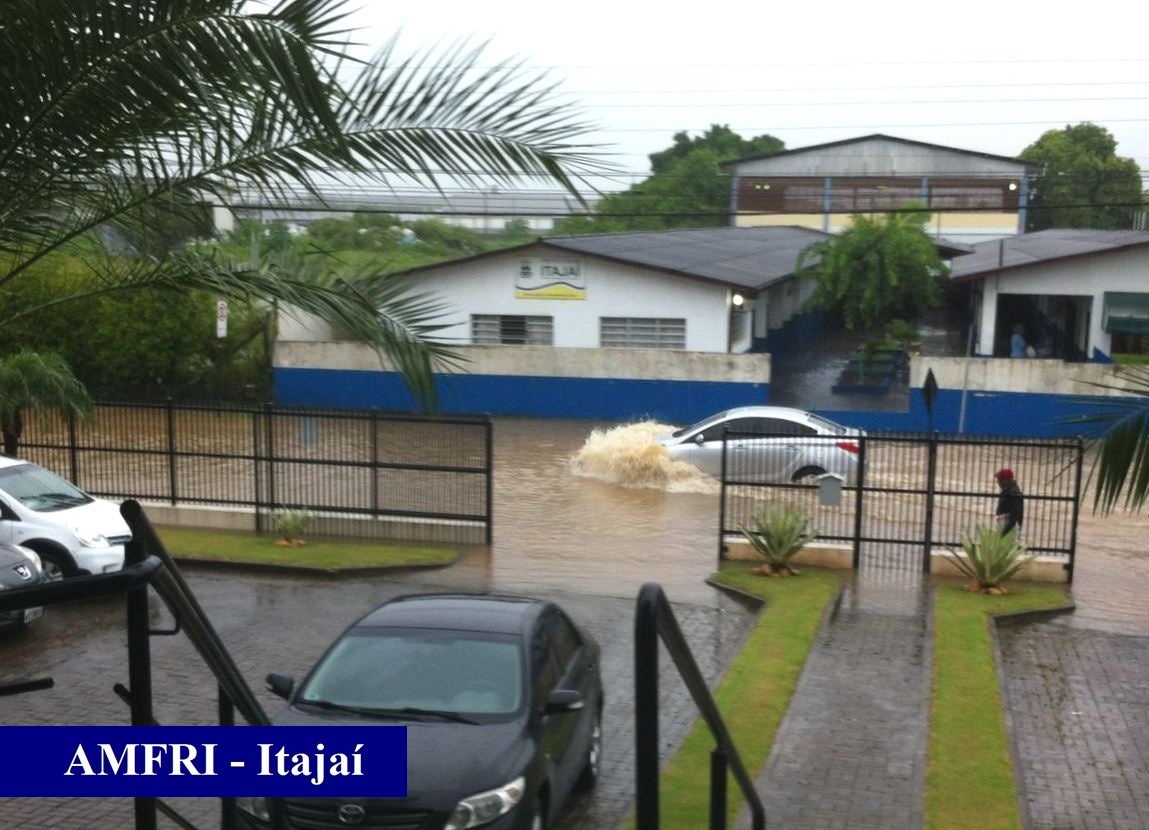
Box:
left=2, top=410, right=23, bottom=457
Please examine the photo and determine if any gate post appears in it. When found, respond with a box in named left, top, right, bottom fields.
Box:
left=851, top=436, right=867, bottom=569
left=1067, top=438, right=1084, bottom=583
left=922, top=432, right=939, bottom=573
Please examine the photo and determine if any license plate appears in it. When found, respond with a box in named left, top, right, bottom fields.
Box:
left=23, top=607, right=42, bottom=623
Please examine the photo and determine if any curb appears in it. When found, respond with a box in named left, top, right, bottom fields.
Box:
left=170, top=554, right=460, bottom=579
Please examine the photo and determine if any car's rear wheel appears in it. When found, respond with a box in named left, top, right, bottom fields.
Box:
left=791, top=466, right=826, bottom=484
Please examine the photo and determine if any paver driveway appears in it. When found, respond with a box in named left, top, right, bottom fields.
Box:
left=0, top=566, right=757, bottom=830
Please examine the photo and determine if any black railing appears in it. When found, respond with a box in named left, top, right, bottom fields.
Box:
left=719, top=429, right=1083, bottom=579
left=634, top=583, right=766, bottom=830
left=19, top=400, right=493, bottom=545
left=0, top=501, right=275, bottom=830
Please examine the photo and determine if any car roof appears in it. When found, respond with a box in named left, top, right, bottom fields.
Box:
left=714, top=406, right=813, bottom=421
left=355, top=593, right=552, bottom=636
left=0, top=456, right=29, bottom=471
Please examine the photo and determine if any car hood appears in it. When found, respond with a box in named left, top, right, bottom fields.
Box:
left=0, top=545, right=40, bottom=587
left=275, top=706, right=532, bottom=801
left=37, top=497, right=131, bottom=539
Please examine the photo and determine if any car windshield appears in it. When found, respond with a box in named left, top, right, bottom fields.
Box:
left=298, top=628, right=524, bottom=717
left=0, top=464, right=92, bottom=512
left=671, top=409, right=732, bottom=438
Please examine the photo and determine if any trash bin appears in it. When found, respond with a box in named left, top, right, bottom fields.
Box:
left=817, top=472, right=845, bottom=507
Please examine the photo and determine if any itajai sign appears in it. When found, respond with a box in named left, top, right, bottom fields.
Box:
left=515, top=258, right=586, bottom=300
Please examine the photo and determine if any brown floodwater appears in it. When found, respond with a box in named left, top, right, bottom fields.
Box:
left=468, top=417, right=1149, bottom=632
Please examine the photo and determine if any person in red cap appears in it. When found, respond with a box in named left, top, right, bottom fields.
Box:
left=994, top=468, right=1024, bottom=535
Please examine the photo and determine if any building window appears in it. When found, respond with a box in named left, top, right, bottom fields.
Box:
left=471, top=315, right=553, bottom=345
left=600, top=317, right=686, bottom=349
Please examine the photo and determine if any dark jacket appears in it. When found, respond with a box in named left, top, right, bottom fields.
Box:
left=996, top=481, right=1024, bottom=534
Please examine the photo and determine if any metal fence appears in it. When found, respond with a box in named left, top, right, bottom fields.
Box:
left=19, top=401, right=493, bottom=545
left=720, top=431, right=1083, bottom=580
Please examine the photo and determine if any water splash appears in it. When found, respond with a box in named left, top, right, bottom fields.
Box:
left=569, top=422, right=719, bottom=494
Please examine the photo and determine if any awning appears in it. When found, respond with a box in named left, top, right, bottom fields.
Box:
left=1102, top=292, right=1149, bottom=334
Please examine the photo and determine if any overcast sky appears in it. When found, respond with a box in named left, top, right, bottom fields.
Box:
left=339, top=0, right=1148, bottom=196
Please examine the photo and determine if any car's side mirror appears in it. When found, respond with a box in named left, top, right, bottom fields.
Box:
left=543, top=688, right=584, bottom=715
left=693, top=433, right=706, bottom=445
left=265, top=673, right=295, bottom=700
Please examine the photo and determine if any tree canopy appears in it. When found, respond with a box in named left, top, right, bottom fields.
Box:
left=797, top=209, right=946, bottom=333
left=1021, top=123, right=1144, bottom=231
left=555, top=125, right=784, bottom=233
left=0, top=0, right=601, bottom=407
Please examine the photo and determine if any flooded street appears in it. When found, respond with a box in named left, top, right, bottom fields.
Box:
left=475, top=417, right=1149, bottom=632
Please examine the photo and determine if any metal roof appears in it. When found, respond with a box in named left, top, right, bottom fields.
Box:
left=539, top=226, right=831, bottom=290
left=722, top=133, right=1042, bottom=173
left=949, top=230, right=1149, bottom=281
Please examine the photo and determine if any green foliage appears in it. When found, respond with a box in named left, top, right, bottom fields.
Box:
left=274, top=510, right=314, bottom=542
left=1022, top=123, right=1144, bottom=231
left=0, top=350, right=92, bottom=456
left=0, top=255, right=271, bottom=401
left=738, top=505, right=817, bottom=575
left=798, top=209, right=946, bottom=333
left=555, top=125, right=784, bottom=233
left=885, top=319, right=920, bottom=346
left=944, top=526, right=1036, bottom=590
left=0, top=0, right=600, bottom=409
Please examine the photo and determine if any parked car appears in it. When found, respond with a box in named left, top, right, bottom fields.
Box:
left=236, top=593, right=603, bottom=830
left=0, top=456, right=131, bottom=581
left=0, top=542, right=45, bottom=631
left=657, top=405, right=864, bottom=483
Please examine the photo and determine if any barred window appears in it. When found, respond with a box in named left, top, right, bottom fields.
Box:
left=471, top=315, right=553, bottom=345
left=600, top=317, right=686, bottom=349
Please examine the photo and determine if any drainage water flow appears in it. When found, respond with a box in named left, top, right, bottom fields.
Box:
left=568, top=421, right=718, bottom=494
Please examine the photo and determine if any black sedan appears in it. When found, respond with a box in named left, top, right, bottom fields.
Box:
left=236, top=593, right=603, bottom=830
left=0, top=543, right=44, bottom=631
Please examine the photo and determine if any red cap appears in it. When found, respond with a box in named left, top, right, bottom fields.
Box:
left=994, top=468, right=1014, bottom=481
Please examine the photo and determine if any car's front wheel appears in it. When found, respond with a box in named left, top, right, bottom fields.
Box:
left=36, top=550, right=72, bottom=582
left=577, top=709, right=602, bottom=790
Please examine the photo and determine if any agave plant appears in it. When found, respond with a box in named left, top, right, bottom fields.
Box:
left=945, top=526, right=1036, bottom=594
left=738, top=504, right=816, bottom=576
left=274, top=510, right=314, bottom=547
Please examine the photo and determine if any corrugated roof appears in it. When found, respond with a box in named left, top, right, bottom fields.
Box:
left=722, top=133, right=1041, bottom=171
left=540, top=226, right=830, bottom=290
left=950, top=230, right=1149, bottom=281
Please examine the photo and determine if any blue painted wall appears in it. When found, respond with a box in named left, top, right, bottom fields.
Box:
left=817, top=388, right=1117, bottom=438
left=276, top=368, right=1126, bottom=437
left=275, top=368, right=769, bottom=424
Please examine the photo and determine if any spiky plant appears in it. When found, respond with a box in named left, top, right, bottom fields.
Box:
left=944, top=526, right=1036, bottom=594
left=738, top=505, right=816, bottom=576
left=274, top=510, right=313, bottom=546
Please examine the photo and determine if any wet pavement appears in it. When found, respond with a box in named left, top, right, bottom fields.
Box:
left=3, top=417, right=1149, bottom=829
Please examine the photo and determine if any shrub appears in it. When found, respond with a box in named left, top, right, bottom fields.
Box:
left=944, top=526, right=1036, bottom=594
left=738, top=505, right=816, bottom=576
left=273, top=510, right=313, bottom=545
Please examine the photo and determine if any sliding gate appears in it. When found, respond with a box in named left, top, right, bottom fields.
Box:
left=719, top=431, right=1084, bottom=580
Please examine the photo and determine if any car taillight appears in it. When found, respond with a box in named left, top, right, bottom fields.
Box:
left=836, top=441, right=860, bottom=454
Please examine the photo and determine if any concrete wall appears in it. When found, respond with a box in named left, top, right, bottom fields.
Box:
left=974, top=246, right=1149, bottom=357
left=274, top=341, right=772, bottom=423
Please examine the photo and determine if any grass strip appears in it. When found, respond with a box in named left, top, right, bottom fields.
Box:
left=153, top=526, right=457, bottom=570
left=627, top=565, right=840, bottom=829
left=927, top=578, right=1069, bottom=830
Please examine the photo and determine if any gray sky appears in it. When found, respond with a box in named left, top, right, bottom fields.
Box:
left=341, top=0, right=1148, bottom=196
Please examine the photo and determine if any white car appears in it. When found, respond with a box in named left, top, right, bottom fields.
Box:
left=657, top=406, right=863, bottom=483
left=0, top=457, right=131, bottom=581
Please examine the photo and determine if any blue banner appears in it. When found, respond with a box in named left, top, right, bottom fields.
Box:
left=0, top=726, right=406, bottom=797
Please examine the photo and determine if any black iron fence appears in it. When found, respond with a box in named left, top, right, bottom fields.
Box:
left=720, top=431, right=1083, bottom=580
left=19, top=401, right=493, bottom=545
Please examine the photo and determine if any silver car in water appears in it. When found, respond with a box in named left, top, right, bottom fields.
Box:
left=657, top=406, right=863, bottom=483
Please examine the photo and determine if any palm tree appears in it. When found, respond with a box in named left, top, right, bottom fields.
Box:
left=1074, top=365, right=1149, bottom=511
left=0, top=352, right=92, bottom=457
left=0, top=0, right=601, bottom=406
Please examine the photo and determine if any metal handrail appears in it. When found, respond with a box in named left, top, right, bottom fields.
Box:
left=0, top=500, right=274, bottom=830
left=634, top=582, right=766, bottom=830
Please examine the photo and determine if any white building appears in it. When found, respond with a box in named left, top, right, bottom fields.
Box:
left=949, top=230, right=1149, bottom=361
